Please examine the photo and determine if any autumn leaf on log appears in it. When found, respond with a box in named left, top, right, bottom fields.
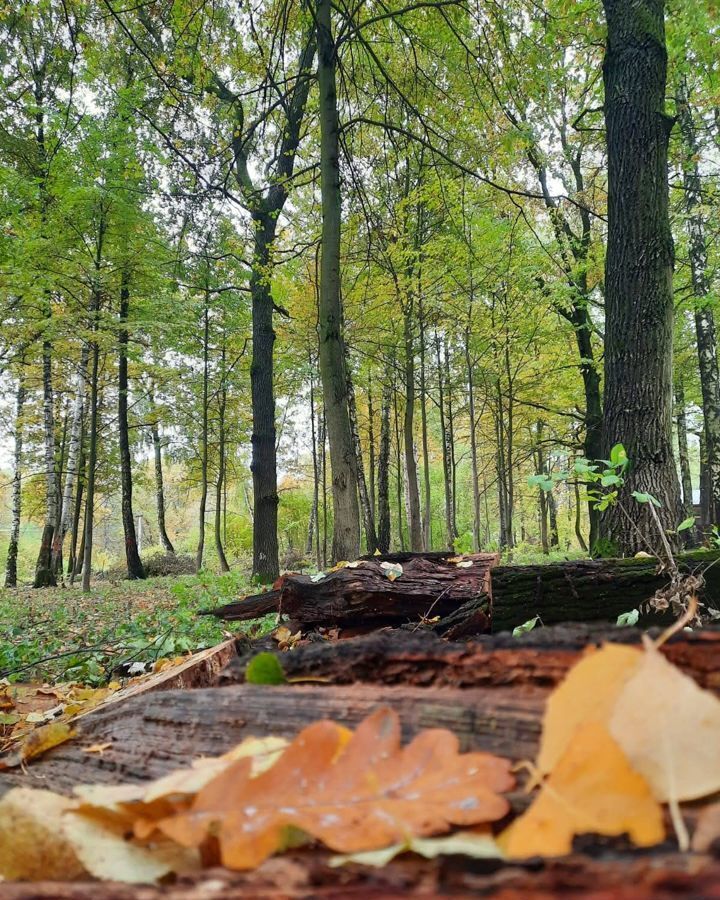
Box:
left=500, top=722, right=664, bottom=859
left=0, top=720, right=75, bottom=769
left=153, top=707, right=514, bottom=870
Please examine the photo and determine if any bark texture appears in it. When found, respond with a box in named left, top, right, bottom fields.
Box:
left=600, top=0, right=682, bottom=552
left=4, top=375, right=25, bottom=588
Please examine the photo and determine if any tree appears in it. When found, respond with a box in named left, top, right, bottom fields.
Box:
left=600, top=0, right=682, bottom=552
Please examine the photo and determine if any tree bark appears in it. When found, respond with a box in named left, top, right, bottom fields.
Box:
left=33, top=339, right=57, bottom=587
left=215, top=341, right=230, bottom=573
left=600, top=0, right=682, bottom=552
left=68, top=440, right=85, bottom=578
left=436, top=333, right=454, bottom=549
left=150, top=404, right=175, bottom=555
left=81, top=337, right=100, bottom=593
left=367, top=378, right=376, bottom=522
left=418, top=299, right=432, bottom=550
left=4, top=373, right=25, bottom=588
left=675, top=380, right=694, bottom=518
left=307, top=367, right=319, bottom=562
left=377, top=378, right=392, bottom=553
left=403, top=307, right=423, bottom=550
left=676, top=77, right=720, bottom=526
left=316, top=0, right=360, bottom=562
left=393, top=377, right=405, bottom=551
left=466, top=321, right=481, bottom=552
left=347, top=355, right=377, bottom=552
left=118, top=274, right=145, bottom=580
left=196, top=298, right=209, bottom=573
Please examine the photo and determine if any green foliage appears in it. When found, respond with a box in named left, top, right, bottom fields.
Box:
left=245, top=652, right=287, bottom=685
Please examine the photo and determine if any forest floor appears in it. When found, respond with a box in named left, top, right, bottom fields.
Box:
left=0, top=571, right=274, bottom=686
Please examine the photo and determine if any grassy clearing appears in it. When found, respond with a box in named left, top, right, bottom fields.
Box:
left=0, top=571, right=274, bottom=686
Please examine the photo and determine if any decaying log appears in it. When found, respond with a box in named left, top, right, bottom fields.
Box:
left=207, top=552, right=496, bottom=628
left=2, top=853, right=720, bottom=899
left=491, top=550, right=720, bottom=633
left=0, top=683, right=546, bottom=797
left=221, top=624, right=720, bottom=692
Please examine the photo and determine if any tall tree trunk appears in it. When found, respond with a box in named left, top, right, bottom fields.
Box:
left=675, top=380, right=694, bottom=518
left=700, top=431, right=711, bottom=527
left=150, top=403, right=175, bottom=555
left=316, top=0, right=360, bottom=562
left=419, top=299, right=432, bottom=549
left=250, top=214, right=280, bottom=581
left=215, top=358, right=230, bottom=574
left=68, top=439, right=85, bottom=577
left=347, top=356, right=377, bottom=552
left=377, top=378, right=392, bottom=553
left=81, top=338, right=100, bottom=593
left=52, top=346, right=89, bottom=575
left=307, top=369, right=319, bottom=562
left=403, top=307, right=423, bottom=550
left=676, top=77, right=720, bottom=526
left=444, top=340, right=458, bottom=539
left=548, top=490, right=560, bottom=548
left=118, top=274, right=145, bottom=579
left=320, top=408, right=328, bottom=567
left=393, top=378, right=405, bottom=551
left=368, top=378, right=376, bottom=522
left=600, top=0, right=682, bottom=552
left=536, top=427, right=550, bottom=555
left=436, top=333, right=454, bottom=549
left=34, top=339, right=57, bottom=587
left=5, top=373, right=25, bottom=587
left=465, top=322, right=481, bottom=552
left=196, top=299, right=209, bottom=573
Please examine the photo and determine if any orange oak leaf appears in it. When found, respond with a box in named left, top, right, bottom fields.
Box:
left=500, top=722, right=664, bottom=859
left=152, top=707, right=514, bottom=870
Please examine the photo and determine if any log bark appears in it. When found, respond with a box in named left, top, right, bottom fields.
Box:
left=491, top=550, right=720, bottom=633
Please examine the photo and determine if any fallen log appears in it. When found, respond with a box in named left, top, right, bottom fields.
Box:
left=207, top=552, right=496, bottom=629
left=491, top=550, right=720, bottom=633
left=221, top=624, right=720, bottom=692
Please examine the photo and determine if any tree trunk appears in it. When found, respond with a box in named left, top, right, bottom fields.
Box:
left=307, top=367, right=319, bottom=561
left=444, top=339, right=458, bottom=539
left=377, top=378, right=392, bottom=553
left=419, top=300, right=432, bottom=550
left=675, top=380, right=694, bottom=518
left=316, top=0, right=360, bottom=562
left=215, top=341, right=230, bottom=573
left=68, top=440, right=85, bottom=578
left=393, top=378, right=405, bottom=551
left=81, top=339, right=100, bottom=593
left=320, top=409, right=328, bottom=567
left=676, top=77, right=720, bottom=526
left=51, top=346, right=89, bottom=575
left=118, top=274, right=145, bottom=580
left=403, top=307, right=423, bottom=550
left=367, top=378, right=376, bottom=522
left=436, top=333, right=454, bottom=549
left=33, top=339, right=57, bottom=588
left=5, top=374, right=25, bottom=588
left=466, top=322, right=481, bottom=552
left=150, top=408, right=175, bottom=555
left=347, top=355, right=377, bottom=552
left=196, top=299, right=209, bottom=573
left=600, top=0, right=682, bottom=552
left=250, top=215, right=280, bottom=581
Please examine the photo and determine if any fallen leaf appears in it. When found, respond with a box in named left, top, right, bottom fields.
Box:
left=536, top=643, right=642, bottom=776
left=610, top=637, right=720, bottom=804
left=457, top=560, right=473, bottom=568
left=0, top=721, right=75, bottom=769
left=82, top=742, right=113, bottom=755
left=380, top=561, right=403, bottom=581
left=0, top=691, right=15, bottom=711
left=26, top=703, right=64, bottom=724
left=500, top=722, right=664, bottom=859
left=0, top=788, right=85, bottom=880
left=330, top=830, right=502, bottom=867
left=154, top=708, right=513, bottom=870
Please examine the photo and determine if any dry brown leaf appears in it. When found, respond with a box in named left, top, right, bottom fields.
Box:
left=153, top=707, right=514, bottom=870
left=500, top=722, right=664, bottom=859
left=536, top=643, right=642, bottom=776
left=0, top=720, right=75, bottom=769
left=609, top=637, right=720, bottom=804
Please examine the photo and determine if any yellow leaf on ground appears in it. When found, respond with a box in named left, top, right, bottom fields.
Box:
left=0, top=720, right=75, bottom=769
left=154, top=708, right=514, bottom=870
left=0, top=788, right=85, bottom=881
left=537, top=643, right=642, bottom=776
left=610, top=637, right=720, bottom=803
left=330, top=829, right=502, bottom=867
left=500, top=722, right=664, bottom=859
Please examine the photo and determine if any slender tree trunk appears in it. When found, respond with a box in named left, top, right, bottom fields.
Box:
left=5, top=374, right=25, bottom=587
left=465, top=323, right=481, bottom=552
left=151, top=410, right=175, bottom=554
left=436, top=333, right=454, bottom=549
left=419, top=299, right=432, bottom=549
left=81, top=338, right=100, bottom=593
left=600, top=0, right=682, bottom=552
left=52, top=346, right=89, bottom=575
left=377, top=378, right=392, bottom=553
left=676, top=78, right=720, bottom=526
left=347, top=356, right=377, bottom=552
left=444, top=339, right=458, bottom=539
left=34, top=339, right=57, bottom=587
left=403, top=307, right=423, bottom=550
left=548, top=490, right=559, bottom=548
left=118, top=274, right=145, bottom=579
left=368, top=378, right=376, bottom=523
left=320, top=408, right=328, bottom=567
left=215, top=358, right=230, bottom=573
left=316, top=0, right=360, bottom=562
left=393, top=378, right=405, bottom=551
left=675, top=380, right=694, bottom=517
left=69, top=439, right=85, bottom=578
left=196, top=299, right=209, bottom=573
left=250, top=215, right=280, bottom=581
left=536, top=428, right=549, bottom=554
left=700, top=431, right=711, bottom=527
left=307, top=368, right=319, bottom=561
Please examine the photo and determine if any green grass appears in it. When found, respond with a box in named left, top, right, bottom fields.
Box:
left=0, top=571, right=275, bottom=686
